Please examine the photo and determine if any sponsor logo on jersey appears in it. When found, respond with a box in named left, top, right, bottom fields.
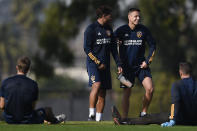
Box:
left=137, top=31, right=142, bottom=38
left=96, top=38, right=111, bottom=44
left=106, top=30, right=111, bottom=36
left=91, top=75, right=95, bottom=83
left=124, top=40, right=142, bottom=45
left=125, top=34, right=129, bottom=37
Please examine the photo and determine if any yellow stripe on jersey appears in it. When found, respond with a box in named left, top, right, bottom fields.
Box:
left=88, top=52, right=101, bottom=65
left=169, top=104, right=175, bottom=120
left=149, top=51, right=155, bottom=64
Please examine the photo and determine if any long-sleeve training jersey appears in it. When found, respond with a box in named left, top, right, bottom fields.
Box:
left=84, top=21, right=121, bottom=68
left=170, top=77, right=197, bottom=124
left=115, top=24, right=156, bottom=68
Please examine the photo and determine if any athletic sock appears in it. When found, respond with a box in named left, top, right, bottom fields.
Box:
left=89, top=108, right=95, bottom=117
left=96, top=112, right=102, bottom=121
left=140, top=112, right=147, bottom=117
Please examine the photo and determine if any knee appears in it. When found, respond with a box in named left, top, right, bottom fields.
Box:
left=92, top=82, right=101, bottom=89
left=98, top=90, right=106, bottom=98
left=146, top=86, right=154, bottom=94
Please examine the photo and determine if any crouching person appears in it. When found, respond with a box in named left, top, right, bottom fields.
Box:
left=0, top=56, right=65, bottom=124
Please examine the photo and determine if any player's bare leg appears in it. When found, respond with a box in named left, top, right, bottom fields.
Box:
left=141, top=77, right=154, bottom=114
left=89, top=82, right=101, bottom=120
left=95, top=89, right=106, bottom=121
left=89, top=82, right=101, bottom=108
left=122, top=88, right=131, bottom=119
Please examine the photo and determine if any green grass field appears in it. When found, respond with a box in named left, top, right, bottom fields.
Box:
left=0, top=121, right=197, bottom=131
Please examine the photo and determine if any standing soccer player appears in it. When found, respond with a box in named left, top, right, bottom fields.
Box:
left=84, top=5, right=122, bottom=121
left=115, top=8, right=156, bottom=120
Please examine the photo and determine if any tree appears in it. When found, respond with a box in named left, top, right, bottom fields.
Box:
left=35, top=0, right=119, bottom=78
left=139, top=0, right=197, bottom=76
left=0, top=24, right=27, bottom=79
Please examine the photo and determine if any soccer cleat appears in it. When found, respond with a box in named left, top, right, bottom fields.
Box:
left=88, top=115, right=95, bottom=121
left=113, top=117, right=121, bottom=125
left=111, top=106, right=121, bottom=119
left=112, top=106, right=123, bottom=125
left=139, top=112, right=151, bottom=117
left=55, top=114, right=67, bottom=123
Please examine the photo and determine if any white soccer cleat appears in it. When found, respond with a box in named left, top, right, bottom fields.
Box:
left=55, top=114, right=67, bottom=123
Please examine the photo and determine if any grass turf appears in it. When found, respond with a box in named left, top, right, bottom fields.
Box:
left=0, top=121, right=197, bottom=131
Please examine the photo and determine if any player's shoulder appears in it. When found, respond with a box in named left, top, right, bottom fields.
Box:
left=26, top=76, right=37, bottom=83
left=172, top=80, right=184, bottom=88
left=137, top=24, right=149, bottom=31
left=116, top=24, right=128, bottom=30
left=115, top=24, right=129, bottom=34
left=85, top=22, right=98, bottom=32
left=3, top=75, right=37, bottom=86
left=2, top=75, right=17, bottom=84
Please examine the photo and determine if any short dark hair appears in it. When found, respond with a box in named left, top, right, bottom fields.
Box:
left=179, top=62, right=192, bottom=75
left=96, top=5, right=112, bottom=18
left=17, top=56, right=31, bottom=74
left=128, top=8, right=140, bottom=14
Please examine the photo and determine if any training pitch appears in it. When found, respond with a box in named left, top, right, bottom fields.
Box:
left=0, top=121, right=197, bottom=131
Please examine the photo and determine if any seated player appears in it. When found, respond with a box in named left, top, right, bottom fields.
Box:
left=112, top=62, right=197, bottom=127
left=0, top=56, right=66, bottom=124
left=161, top=62, right=197, bottom=127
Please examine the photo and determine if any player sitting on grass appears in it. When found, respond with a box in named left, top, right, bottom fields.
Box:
left=0, top=56, right=66, bottom=124
left=112, top=62, right=197, bottom=127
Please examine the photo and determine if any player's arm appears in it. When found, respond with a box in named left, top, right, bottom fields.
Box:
left=145, top=28, right=156, bottom=65
left=111, top=28, right=123, bottom=73
left=0, top=97, right=5, bottom=110
left=111, top=32, right=122, bottom=68
left=84, top=26, right=103, bottom=67
left=0, top=83, right=5, bottom=110
left=161, top=83, right=180, bottom=127
left=170, top=83, right=180, bottom=121
left=32, top=83, right=39, bottom=110
left=32, top=101, right=37, bottom=109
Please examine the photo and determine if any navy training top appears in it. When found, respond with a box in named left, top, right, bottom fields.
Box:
left=171, top=77, right=197, bottom=124
left=0, top=75, right=38, bottom=123
left=84, top=21, right=121, bottom=68
left=115, top=24, right=156, bottom=68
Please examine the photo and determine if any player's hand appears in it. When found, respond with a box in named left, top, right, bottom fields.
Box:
left=117, top=39, right=122, bottom=45
left=98, top=64, right=106, bottom=70
left=140, top=61, right=148, bottom=68
left=117, top=67, right=123, bottom=74
left=161, top=120, right=175, bottom=127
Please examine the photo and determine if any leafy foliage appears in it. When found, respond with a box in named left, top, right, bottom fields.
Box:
left=139, top=0, right=197, bottom=75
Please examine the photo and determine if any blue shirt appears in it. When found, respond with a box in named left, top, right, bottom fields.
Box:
left=84, top=21, right=121, bottom=68
left=171, top=77, right=197, bottom=124
left=115, top=24, right=156, bottom=68
left=0, top=75, right=38, bottom=123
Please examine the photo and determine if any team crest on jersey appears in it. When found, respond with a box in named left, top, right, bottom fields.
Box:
left=91, top=75, right=95, bottom=83
left=137, top=31, right=142, bottom=38
left=106, top=30, right=111, bottom=36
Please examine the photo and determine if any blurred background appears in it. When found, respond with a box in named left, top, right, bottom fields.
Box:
left=1, top=0, right=197, bottom=121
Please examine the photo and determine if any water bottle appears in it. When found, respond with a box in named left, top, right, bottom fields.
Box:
left=118, top=73, right=132, bottom=88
